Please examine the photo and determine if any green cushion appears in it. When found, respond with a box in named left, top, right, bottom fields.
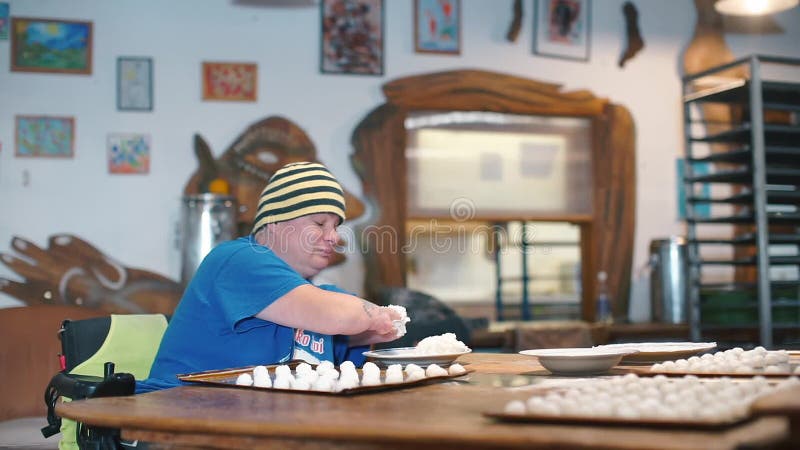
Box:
left=59, top=314, right=167, bottom=450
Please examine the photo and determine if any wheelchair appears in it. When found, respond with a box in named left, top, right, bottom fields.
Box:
left=41, top=314, right=167, bottom=450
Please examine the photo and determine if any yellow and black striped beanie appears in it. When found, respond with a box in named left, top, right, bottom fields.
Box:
left=252, top=162, right=346, bottom=233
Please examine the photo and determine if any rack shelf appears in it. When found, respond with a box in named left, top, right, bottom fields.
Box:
left=699, top=280, right=800, bottom=290
left=688, top=146, right=800, bottom=165
left=697, top=256, right=800, bottom=266
left=687, top=213, right=800, bottom=225
left=690, top=123, right=800, bottom=145
left=686, top=167, right=800, bottom=185
left=689, top=233, right=800, bottom=245
left=688, top=190, right=800, bottom=205
left=700, top=323, right=800, bottom=332
left=685, top=80, right=800, bottom=109
left=682, top=55, right=800, bottom=348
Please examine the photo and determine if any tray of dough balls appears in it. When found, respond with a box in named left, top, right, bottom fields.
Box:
left=485, top=373, right=800, bottom=428
left=629, top=346, right=800, bottom=377
left=177, top=359, right=471, bottom=395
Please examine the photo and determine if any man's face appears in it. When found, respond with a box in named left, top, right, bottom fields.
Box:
left=266, top=213, right=340, bottom=279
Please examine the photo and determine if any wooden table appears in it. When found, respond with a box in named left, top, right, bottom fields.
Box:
left=57, top=353, right=794, bottom=450
left=470, top=322, right=692, bottom=352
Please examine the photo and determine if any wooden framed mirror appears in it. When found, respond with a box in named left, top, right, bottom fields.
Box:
left=350, top=70, right=635, bottom=322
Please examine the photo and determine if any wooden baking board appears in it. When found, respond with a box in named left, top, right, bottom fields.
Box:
left=623, top=364, right=798, bottom=378
left=178, top=362, right=473, bottom=396
left=483, top=411, right=752, bottom=429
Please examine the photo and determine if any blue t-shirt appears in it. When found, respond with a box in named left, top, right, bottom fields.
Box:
left=136, top=236, right=367, bottom=393
left=293, top=329, right=333, bottom=364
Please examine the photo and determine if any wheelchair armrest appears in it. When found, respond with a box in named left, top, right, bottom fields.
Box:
left=49, top=371, right=135, bottom=400
left=41, top=369, right=135, bottom=438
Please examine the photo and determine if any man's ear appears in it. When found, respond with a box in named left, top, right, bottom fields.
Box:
left=254, top=224, right=271, bottom=244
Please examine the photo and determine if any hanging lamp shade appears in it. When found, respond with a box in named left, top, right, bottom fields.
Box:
left=715, top=0, right=799, bottom=16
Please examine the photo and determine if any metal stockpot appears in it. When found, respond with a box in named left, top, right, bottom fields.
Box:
left=649, top=236, right=689, bottom=324
left=180, top=194, right=237, bottom=286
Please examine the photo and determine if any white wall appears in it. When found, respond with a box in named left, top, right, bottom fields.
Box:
left=1, top=0, right=799, bottom=311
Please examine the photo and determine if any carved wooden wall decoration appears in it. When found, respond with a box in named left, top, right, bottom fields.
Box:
left=183, top=116, right=366, bottom=265
left=0, top=234, right=182, bottom=314
left=351, top=69, right=636, bottom=322
left=619, top=1, right=645, bottom=68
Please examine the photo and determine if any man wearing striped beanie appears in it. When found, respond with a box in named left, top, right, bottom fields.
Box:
left=138, top=162, right=401, bottom=393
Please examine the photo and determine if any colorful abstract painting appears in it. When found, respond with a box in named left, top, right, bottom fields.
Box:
left=414, top=0, right=460, bottom=54
left=15, top=116, right=74, bottom=158
left=11, top=17, right=92, bottom=74
left=107, top=133, right=150, bottom=174
left=320, top=0, right=383, bottom=75
left=201, top=62, right=257, bottom=101
left=0, top=3, right=9, bottom=40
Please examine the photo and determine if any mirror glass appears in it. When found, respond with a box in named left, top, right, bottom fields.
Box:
left=404, top=111, right=589, bottom=320
left=406, top=111, right=593, bottom=218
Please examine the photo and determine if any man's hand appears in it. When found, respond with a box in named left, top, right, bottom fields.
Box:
left=364, top=303, right=401, bottom=334
left=351, top=305, right=402, bottom=346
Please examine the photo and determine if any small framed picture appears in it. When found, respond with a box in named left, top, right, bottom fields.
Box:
left=534, top=0, right=591, bottom=62
left=15, top=115, right=75, bottom=158
left=0, top=3, right=9, bottom=40
left=117, top=57, right=153, bottom=111
left=107, top=133, right=150, bottom=174
left=414, top=0, right=460, bottom=55
left=11, top=17, right=92, bottom=74
left=320, top=0, right=384, bottom=76
left=201, top=62, right=257, bottom=101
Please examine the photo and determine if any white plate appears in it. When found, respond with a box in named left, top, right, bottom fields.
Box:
left=593, top=342, right=717, bottom=364
left=363, top=347, right=472, bottom=367
left=519, top=347, right=638, bottom=375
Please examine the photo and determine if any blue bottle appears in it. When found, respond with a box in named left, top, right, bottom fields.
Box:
left=596, top=271, right=612, bottom=323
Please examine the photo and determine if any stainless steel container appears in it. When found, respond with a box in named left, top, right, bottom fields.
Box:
left=649, top=237, right=689, bottom=323
left=180, top=194, right=237, bottom=286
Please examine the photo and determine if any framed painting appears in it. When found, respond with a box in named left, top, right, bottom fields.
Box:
left=320, top=0, right=383, bottom=76
left=11, top=17, right=92, bottom=74
left=117, top=57, right=153, bottom=111
left=107, top=133, right=150, bottom=174
left=534, top=0, right=591, bottom=61
left=414, top=0, right=460, bottom=55
left=15, top=115, right=75, bottom=158
left=202, top=62, right=257, bottom=101
left=0, top=3, right=9, bottom=40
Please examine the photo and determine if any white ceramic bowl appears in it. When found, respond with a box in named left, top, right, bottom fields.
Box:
left=519, top=347, right=638, bottom=375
